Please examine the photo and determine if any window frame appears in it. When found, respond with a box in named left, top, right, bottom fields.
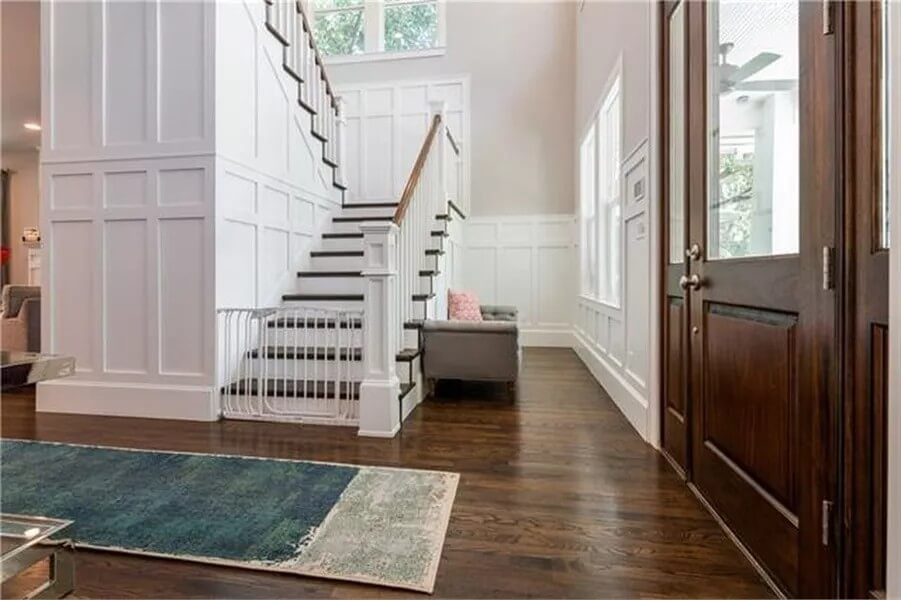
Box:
left=311, top=0, right=447, bottom=64
left=579, top=61, right=624, bottom=309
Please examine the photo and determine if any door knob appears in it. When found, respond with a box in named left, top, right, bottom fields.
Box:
left=685, top=243, right=702, bottom=261
left=678, top=274, right=702, bottom=291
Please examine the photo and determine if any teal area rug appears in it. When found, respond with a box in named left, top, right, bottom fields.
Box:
left=0, top=440, right=458, bottom=593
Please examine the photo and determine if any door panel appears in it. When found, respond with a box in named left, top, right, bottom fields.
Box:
left=661, top=0, right=839, bottom=596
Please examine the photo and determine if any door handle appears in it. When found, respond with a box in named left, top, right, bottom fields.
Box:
left=679, top=274, right=702, bottom=291
left=685, top=243, right=702, bottom=261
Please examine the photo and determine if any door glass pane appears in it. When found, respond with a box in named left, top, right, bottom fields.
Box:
left=707, top=0, right=799, bottom=259
left=668, top=2, right=686, bottom=264
left=881, top=0, right=892, bottom=248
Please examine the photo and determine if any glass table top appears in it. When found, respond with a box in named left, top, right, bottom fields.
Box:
left=0, top=514, right=73, bottom=562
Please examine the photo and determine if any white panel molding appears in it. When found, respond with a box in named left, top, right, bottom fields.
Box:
left=335, top=76, right=470, bottom=205
left=37, top=380, right=217, bottom=421
left=463, top=214, right=576, bottom=347
left=573, top=140, right=653, bottom=443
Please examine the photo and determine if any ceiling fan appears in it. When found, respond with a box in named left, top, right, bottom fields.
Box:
left=717, top=42, right=796, bottom=95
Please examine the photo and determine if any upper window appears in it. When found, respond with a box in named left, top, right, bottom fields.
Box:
left=312, top=0, right=443, bottom=59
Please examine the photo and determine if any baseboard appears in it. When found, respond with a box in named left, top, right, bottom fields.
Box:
left=357, top=424, right=401, bottom=438
left=520, top=328, right=574, bottom=348
left=36, top=380, right=219, bottom=421
left=572, top=330, right=649, bottom=441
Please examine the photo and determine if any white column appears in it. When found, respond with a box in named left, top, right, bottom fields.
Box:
left=358, top=221, right=400, bottom=437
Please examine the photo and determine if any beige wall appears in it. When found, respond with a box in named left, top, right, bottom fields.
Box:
left=328, top=1, right=576, bottom=217
left=2, top=150, right=40, bottom=285
left=575, top=0, right=652, bottom=155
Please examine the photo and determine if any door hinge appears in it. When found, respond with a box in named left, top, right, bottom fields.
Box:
left=823, top=0, right=834, bottom=35
left=822, top=246, right=835, bottom=290
left=821, top=500, right=834, bottom=546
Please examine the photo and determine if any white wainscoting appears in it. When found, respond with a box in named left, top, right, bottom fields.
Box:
left=215, top=0, right=343, bottom=309
left=39, top=0, right=218, bottom=420
left=463, top=215, right=575, bottom=347
left=335, top=77, right=470, bottom=209
left=573, top=141, right=652, bottom=441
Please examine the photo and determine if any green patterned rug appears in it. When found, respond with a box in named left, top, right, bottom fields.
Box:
left=1, top=439, right=458, bottom=593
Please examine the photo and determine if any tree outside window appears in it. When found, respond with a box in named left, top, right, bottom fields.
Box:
left=312, top=0, right=442, bottom=57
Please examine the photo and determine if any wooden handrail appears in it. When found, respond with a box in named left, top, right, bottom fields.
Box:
left=393, top=114, right=443, bottom=225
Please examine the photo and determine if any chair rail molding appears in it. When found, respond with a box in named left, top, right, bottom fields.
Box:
left=463, top=214, right=576, bottom=347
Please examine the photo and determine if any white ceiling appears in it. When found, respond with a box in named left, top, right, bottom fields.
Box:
left=1, top=0, right=41, bottom=154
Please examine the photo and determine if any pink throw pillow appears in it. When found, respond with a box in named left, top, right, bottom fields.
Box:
left=448, top=290, right=482, bottom=321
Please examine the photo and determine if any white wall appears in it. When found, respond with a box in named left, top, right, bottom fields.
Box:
left=464, top=214, right=575, bottom=346
left=2, top=150, right=40, bottom=284
left=572, top=1, right=657, bottom=443
left=335, top=77, right=469, bottom=210
left=215, top=0, right=342, bottom=310
left=37, top=0, right=217, bottom=420
left=327, top=1, right=575, bottom=217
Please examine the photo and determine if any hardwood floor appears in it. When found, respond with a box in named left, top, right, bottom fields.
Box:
left=1, top=348, right=772, bottom=598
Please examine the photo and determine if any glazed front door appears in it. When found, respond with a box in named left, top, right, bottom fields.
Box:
left=662, top=1, right=839, bottom=596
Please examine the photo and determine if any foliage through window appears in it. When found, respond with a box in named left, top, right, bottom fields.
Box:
left=312, top=0, right=441, bottom=58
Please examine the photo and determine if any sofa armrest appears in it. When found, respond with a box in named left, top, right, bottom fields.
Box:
left=480, top=304, right=518, bottom=322
left=423, top=319, right=517, bottom=335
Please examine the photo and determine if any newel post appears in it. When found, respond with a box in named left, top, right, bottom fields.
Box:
left=358, top=221, right=400, bottom=437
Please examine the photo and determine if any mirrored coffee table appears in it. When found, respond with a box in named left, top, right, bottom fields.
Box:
left=1, top=514, right=74, bottom=599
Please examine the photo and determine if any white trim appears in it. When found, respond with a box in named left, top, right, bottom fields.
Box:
left=36, top=380, right=218, bottom=421
left=324, top=46, right=446, bottom=65
left=573, top=329, right=649, bottom=441
left=647, top=1, right=662, bottom=449
left=887, top=0, right=901, bottom=594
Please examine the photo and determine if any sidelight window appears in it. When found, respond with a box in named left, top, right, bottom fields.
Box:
left=579, top=70, right=623, bottom=307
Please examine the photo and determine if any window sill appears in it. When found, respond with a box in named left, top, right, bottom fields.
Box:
left=323, top=46, right=446, bottom=66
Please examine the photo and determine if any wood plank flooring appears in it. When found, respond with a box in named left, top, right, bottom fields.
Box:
left=0, top=348, right=772, bottom=598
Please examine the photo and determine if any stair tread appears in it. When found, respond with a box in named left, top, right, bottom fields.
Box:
left=223, top=379, right=360, bottom=399
left=399, top=382, right=416, bottom=400
left=396, top=348, right=421, bottom=362
left=343, top=202, right=399, bottom=209
left=333, top=216, right=394, bottom=223
left=404, top=319, right=425, bottom=330
left=268, top=317, right=362, bottom=329
left=311, top=250, right=364, bottom=257
left=435, top=214, right=451, bottom=220
left=297, top=270, right=363, bottom=278
left=412, top=293, right=435, bottom=301
left=430, top=230, right=449, bottom=237
left=419, top=269, right=440, bottom=276
left=248, top=346, right=362, bottom=361
left=283, top=293, right=364, bottom=301
left=322, top=232, right=364, bottom=239
left=425, top=249, right=445, bottom=256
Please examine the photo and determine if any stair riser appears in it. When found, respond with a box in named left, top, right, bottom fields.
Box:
left=310, top=254, right=364, bottom=270
left=296, top=276, right=364, bottom=295
left=321, top=237, right=364, bottom=251
left=339, top=205, right=397, bottom=218
left=265, top=329, right=362, bottom=347
left=329, top=221, right=370, bottom=234
left=403, top=328, right=420, bottom=349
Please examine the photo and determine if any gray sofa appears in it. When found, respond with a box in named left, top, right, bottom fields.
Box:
left=422, top=304, right=520, bottom=398
left=1, top=285, right=41, bottom=352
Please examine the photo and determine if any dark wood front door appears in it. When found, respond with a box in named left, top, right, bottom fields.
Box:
left=661, top=1, right=839, bottom=596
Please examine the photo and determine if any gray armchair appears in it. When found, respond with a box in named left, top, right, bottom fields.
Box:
left=1, top=285, right=41, bottom=352
left=422, top=305, right=520, bottom=398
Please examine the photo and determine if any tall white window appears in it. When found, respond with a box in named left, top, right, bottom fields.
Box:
left=580, top=73, right=623, bottom=306
left=312, top=0, right=444, bottom=58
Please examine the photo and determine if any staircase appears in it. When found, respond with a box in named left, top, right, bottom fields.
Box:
left=216, top=0, right=464, bottom=433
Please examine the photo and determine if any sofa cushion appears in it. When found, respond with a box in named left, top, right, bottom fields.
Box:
left=448, top=289, right=482, bottom=321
